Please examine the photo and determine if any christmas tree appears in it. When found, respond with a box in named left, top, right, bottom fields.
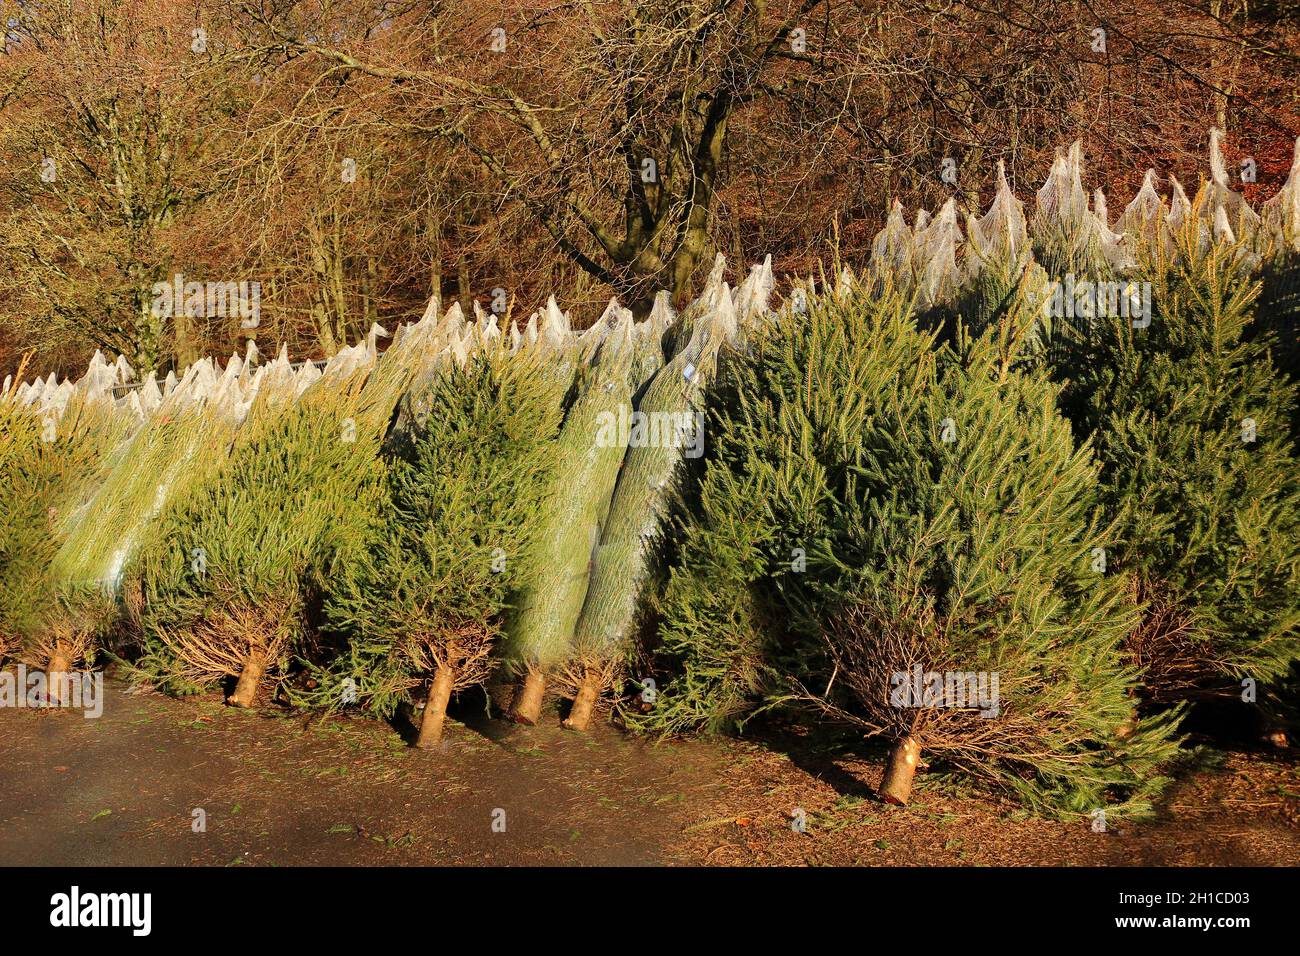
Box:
left=320, top=340, right=567, bottom=745
left=811, top=321, right=1180, bottom=814
left=636, top=275, right=1180, bottom=814
left=134, top=372, right=386, bottom=706
left=632, top=278, right=938, bottom=735
left=1065, top=216, right=1300, bottom=708
left=0, top=383, right=132, bottom=687
left=500, top=310, right=644, bottom=724
left=567, top=272, right=764, bottom=730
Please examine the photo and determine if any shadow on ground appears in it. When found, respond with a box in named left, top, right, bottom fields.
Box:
left=1, top=675, right=1297, bottom=866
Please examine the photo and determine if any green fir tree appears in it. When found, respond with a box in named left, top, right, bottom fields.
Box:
left=319, top=341, right=567, bottom=745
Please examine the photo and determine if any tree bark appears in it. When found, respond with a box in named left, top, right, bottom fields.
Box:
left=227, top=649, right=267, bottom=708
left=878, top=736, right=922, bottom=806
left=416, top=663, right=456, bottom=748
left=668, top=91, right=731, bottom=304
left=46, top=646, right=72, bottom=706
left=509, top=671, right=546, bottom=725
left=457, top=258, right=472, bottom=315
left=133, top=289, right=163, bottom=376
left=562, top=667, right=600, bottom=731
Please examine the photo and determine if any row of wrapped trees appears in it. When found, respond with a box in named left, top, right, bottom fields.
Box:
left=3, top=132, right=1299, bottom=817
left=0, top=249, right=774, bottom=726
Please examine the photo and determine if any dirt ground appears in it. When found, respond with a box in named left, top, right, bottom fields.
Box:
left=1, top=675, right=1298, bottom=866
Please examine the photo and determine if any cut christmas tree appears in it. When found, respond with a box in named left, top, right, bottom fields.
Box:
left=810, top=321, right=1180, bottom=816
left=48, top=346, right=302, bottom=687
left=321, top=337, right=567, bottom=745
left=501, top=306, right=641, bottom=725
left=632, top=276, right=939, bottom=735
left=0, top=355, right=137, bottom=692
left=135, top=321, right=441, bottom=707
left=1065, top=210, right=1300, bottom=711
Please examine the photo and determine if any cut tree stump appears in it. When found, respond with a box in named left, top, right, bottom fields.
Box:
left=562, top=667, right=599, bottom=731
left=416, top=664, right=456, bottom=748
left=46, top=648, right=72, bottom=706
left=878, top=736, right=922, bottom=806
left=509, top=671, right=546, bottom=725
left=227, top=650, right=267, bottom=708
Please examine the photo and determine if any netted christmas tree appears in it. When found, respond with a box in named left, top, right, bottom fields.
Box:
left=45, top=346, right=299, bottom=688
left=1064, top=212, right=1300, bottom=709
left=956, top=162, right=1054, bottom=366
left=51, top=351, right=262, bottom=599
left=318, top=339, right=568, bottom=745
left=0, top=395, right=96, bottom=664
left=1, top=395, right=58, bottom=658
left=566, top=260, right=774, bottom=730
left=0, top=360, right=136, bottom=687
left=500, top=307, right=645, bottom=724
left=1029, top=144, right=1127, bottom=373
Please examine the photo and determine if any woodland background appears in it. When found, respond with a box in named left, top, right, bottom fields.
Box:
left=1, top=0, right=1297, bottom=379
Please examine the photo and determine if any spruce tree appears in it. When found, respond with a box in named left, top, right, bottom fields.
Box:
left=320, top=341, right=567, bottom=746
left=812, top=324, right=1180, bottom=815
left=567, top=290, right=737, bottom=730
left=1030, top=144, right=1123, bottom=372
left=631, top=279, right=938, bottom=735
left=0, top=391, right=130, bottom=681
left=133, top=322, right=447, bottom=705
left=136, top=372, right=387, bottom=706
left=638, top=277, right=1180, bottom=815
left=501, top=313, right=642, bottom=724
left=1066, top=222, right=1300, bottom=707
left=0, top=401, right=59, bottom=661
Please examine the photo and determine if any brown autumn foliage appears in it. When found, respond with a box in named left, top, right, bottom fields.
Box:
left=0, top=0, right=1296, bottom=379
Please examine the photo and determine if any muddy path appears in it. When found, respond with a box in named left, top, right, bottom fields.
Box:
left=1, top=677, right=1297, bottom=866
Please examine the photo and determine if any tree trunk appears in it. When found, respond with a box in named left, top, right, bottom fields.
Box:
left=134, top=290, right=163, bottom=376
left=878, top=736, right=922, bottom=806
left=416, top=663, right=456, bottom=748
left=46, top=646, right=72, bottom=706
left=426, top=201, right=443, bottom=302
left=174, top=308, right=194, bottom=369
left=308, top=214, right=340, bottom=356
left=509, top=671, right=546, bottom=725
left=457, top=258, right=472, bottom=315
left=1211, top=0, right=1227, bottom=131
left=562, top=667, right=600, bottom=732
left=227, top=649, right=267, bottom=708
left=669, top=93, right=731, bottom=304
